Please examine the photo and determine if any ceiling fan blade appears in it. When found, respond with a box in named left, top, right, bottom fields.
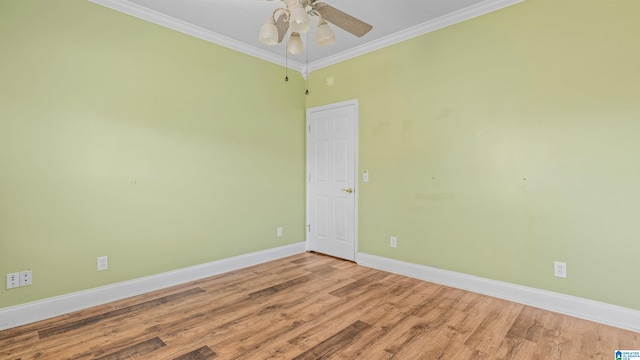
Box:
left=275, top=13, right=289, bottom=43
left=314, top=2, right=372, bottom=37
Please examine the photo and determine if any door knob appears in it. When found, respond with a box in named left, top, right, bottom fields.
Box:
left=342, top=188, right=353, bottom=193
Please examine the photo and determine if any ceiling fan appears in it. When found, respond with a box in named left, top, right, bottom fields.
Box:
left=258, top=0, right=373, bottom=55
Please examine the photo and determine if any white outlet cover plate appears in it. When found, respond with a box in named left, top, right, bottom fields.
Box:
left=6, top=273, right=19, bottom=289
left=19, top=270, right=32, bottom=286
left=554, top=261, right=567, bottom=278
left=98, top=256, right=109, bottom=271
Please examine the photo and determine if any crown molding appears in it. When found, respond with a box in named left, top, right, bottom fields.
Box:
left=88, top=0, right=306, bottom=73
left=89, top=0, right=523, bottom=76
left=308, top=0, right=525, bottom=72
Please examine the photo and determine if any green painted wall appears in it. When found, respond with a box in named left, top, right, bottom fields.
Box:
left=0, top=0, right=306, bottom=308
left=2, top=0, right=639, bottom=314
left=306, top=0, right=640, bottom=310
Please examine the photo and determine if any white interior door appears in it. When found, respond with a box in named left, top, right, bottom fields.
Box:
left=306, top=100, right=358, bottom=261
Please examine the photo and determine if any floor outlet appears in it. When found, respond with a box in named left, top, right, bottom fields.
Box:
left=277, top=227, right=283, bottom=237
left=98, top=256, right=109, bottom=271
left=554, top=261, right=567, bottom=278
left=390, top=236, right=397, bottom=248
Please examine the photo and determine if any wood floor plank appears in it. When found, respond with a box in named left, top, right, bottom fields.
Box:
left=507, top=305, right=548, bottom=343
left=381, top=299, right=463, bottom=357
left=450, top=344, right=492, bottom=360
left=328, top=271, right=389, bottom=298
left=1, top=253, right=638, bottom=360
left=38, top=288, right=205, bottom=339
left=291, top=320, right=372, bottom=360
left=430, top=296, right=500, bottom=358
left=224, top=293, right=346, bottom=359
left=209, top=280, right=359, bottom=357
left=339, top=282, right=468, bottom=359
left=0, top=330, right=39, bottom=358
left=335, top=285, right=436, bottom=358
left=393, top=309, right=470, bottom=359
left=165, top=287, right=319, bottom=358
left=532, top=311, right=579, bottom=359
left=94, top=337, right=166, bottom=360
left=494, top=334, right=538, bottom=360
left=286, top=277, right=397, bottom=349
left=157, top=262, right=357, bottom=359
left=464, top=299, right=524, bottom=354
left=248, top=265, right=335, bottom=298
left=173, top=346, right=217, bottom=360
left=353, top=314, right=427, bottom=359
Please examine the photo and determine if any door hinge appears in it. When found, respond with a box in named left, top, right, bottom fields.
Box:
left=308, top=174, right=311, bottom=182
left=307, top=224, right=311, bottom=232
left=308, top=124, right=311, bottom=132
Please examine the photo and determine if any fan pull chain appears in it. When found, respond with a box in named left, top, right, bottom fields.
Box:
left=285, top=46, right=289, bottom=82
left=305, top=32, right=309, bottom=95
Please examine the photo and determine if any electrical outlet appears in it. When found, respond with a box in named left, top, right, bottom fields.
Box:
left=97, top=256, right=109, bottom=271
left=390, top=236, right=397, bottom=248
left=19, top=270, right=32, bottom=286
left=277, top=227, right=283, bottom=237
left=554, top=261, right=567, bottom=278
left=6, top=273, right=19, bottom=289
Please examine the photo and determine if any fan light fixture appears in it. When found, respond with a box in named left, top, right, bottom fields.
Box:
left=288, top=2, right=311, bottom=33
left=258, top=0, right=336, bottom=55
left=316, top=18, right=335, bottom=47
left=287, top=32, right=303, bottom=55
left=258, top=18, right=279, bottom=46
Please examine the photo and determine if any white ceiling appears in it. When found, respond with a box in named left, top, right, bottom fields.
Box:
left=90, top=0, right=523, bottom=75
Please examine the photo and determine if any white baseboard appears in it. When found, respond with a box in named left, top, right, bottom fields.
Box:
left=357, top=252, right=640, bottom=333
left=0, top=242, right=306, bottom=331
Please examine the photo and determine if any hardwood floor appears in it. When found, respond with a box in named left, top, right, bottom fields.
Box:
left=1, top=252, right=638, bottom=359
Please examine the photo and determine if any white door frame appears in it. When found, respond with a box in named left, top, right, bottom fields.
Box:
left=305, top=99, right=359, bottom=261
